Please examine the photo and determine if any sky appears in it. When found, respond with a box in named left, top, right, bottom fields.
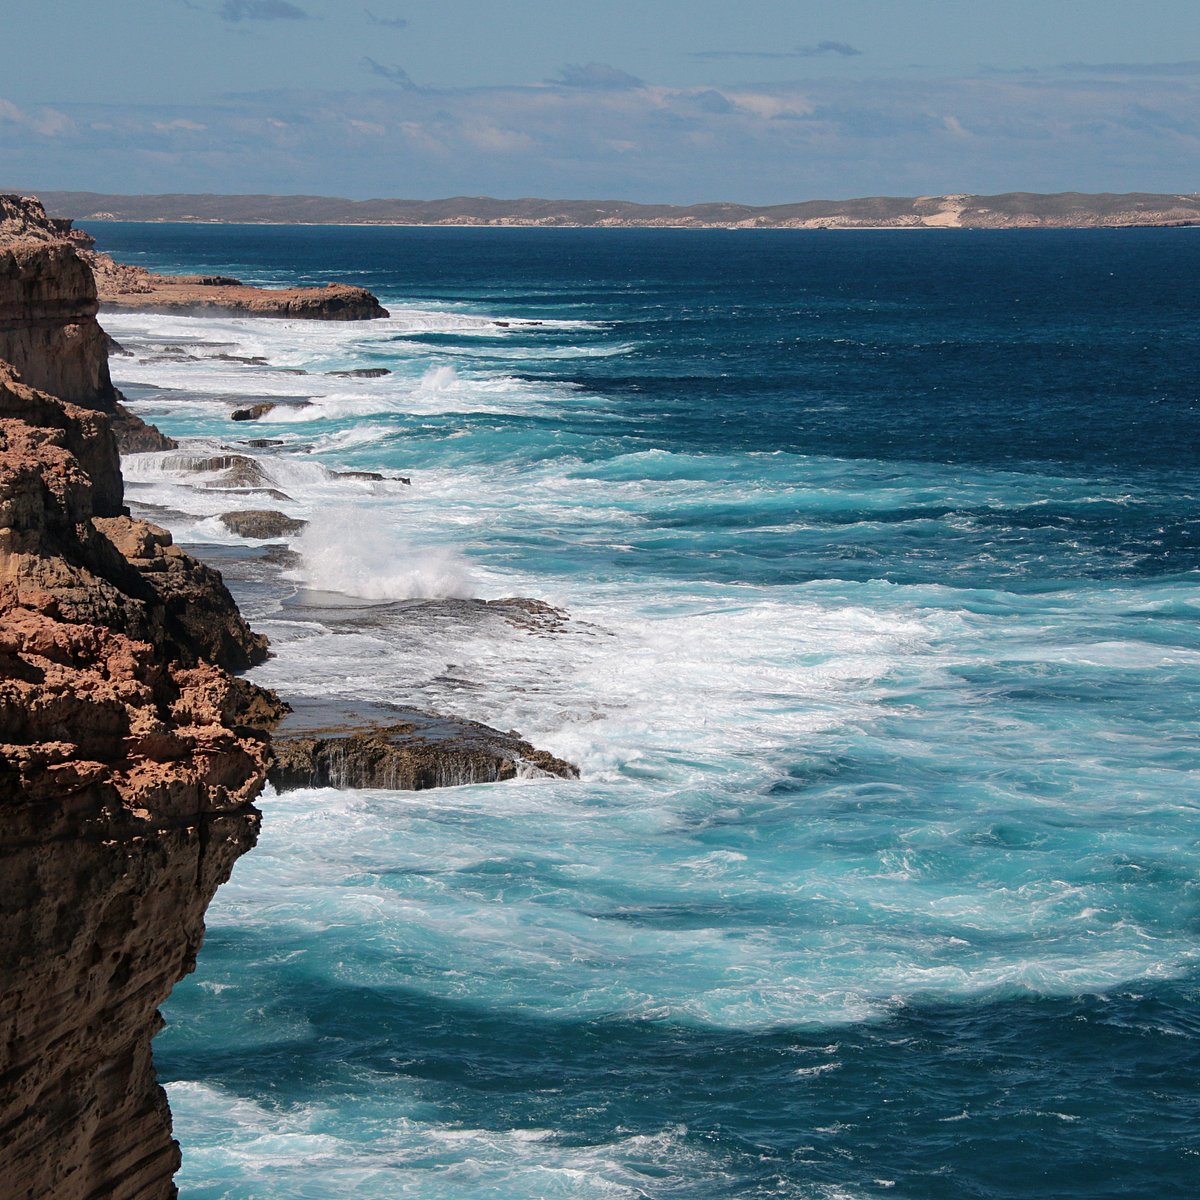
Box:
left=2, top=0, right=1199, bottom=203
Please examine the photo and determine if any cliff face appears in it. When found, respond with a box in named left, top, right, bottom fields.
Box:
left=0, top=197, right=176, bottom=455
left=0, top=239, right=118, bottom=408
left=0, top=200, right=279, bottom=1199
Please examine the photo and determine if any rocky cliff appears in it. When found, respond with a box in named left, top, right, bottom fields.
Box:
left=0, top=200, right=281, bottom=1199
left=0, top=231, right=119, bottom=409
left=0, top=196, right=175, bottom=454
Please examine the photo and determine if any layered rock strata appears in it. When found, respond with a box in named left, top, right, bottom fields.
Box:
left=95, top=268, right=391, bottom=321
left=0, top=202, right=282, bottom=1199
left=0, top=199, right=176, bottom=455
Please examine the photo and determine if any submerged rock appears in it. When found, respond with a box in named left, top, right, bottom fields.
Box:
left=485, top=596, right=571, bottom=632
left=328, top=367, right=391, bottom=378
left=332, top=469, right=411, bottom=484
left=208, top=485, right=293, bottom=502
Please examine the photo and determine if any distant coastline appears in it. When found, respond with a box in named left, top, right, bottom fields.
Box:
left=15, top=189, right=1200, bottom=231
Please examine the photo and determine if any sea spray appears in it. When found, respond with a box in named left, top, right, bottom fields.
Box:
left=289, top=506, right=477, bottom=600
left=418, top=363, right=459, bottom=392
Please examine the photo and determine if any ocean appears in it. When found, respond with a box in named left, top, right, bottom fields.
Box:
left=92, top=223, right=1200, bottom=1198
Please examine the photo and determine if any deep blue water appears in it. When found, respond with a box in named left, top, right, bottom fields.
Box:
left=94, top=224, right=1200, bottom=1198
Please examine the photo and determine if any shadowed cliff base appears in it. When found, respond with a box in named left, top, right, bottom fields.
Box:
left=23, top=188, right=1200, bottom=229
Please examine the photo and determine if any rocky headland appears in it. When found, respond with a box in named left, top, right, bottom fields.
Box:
left=0, top=195, right=575, bottom=1197
left=1, top=194, right=389, bottom=321
left=93, top=263, right=390, bottom=321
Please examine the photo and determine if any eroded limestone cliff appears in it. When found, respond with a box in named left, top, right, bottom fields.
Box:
left=0, top=201, right=280, bottom=1199
left=0, top=239, right=117, bottom=405
left=0, top=196, right=175, bottom=455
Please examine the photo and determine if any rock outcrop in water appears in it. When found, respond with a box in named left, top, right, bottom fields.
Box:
left=270, top=706, right=579, bottom=791
left=220, top=508, right=307, bottom=539
left=96, top=268, right=391, bottom=321
left=0, top=196, right=282, bottom=1199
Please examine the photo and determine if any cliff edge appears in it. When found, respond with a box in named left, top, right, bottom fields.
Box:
left=0, top=196, right=176, bottom=455
left=0, top=200, right=282, bottom=1199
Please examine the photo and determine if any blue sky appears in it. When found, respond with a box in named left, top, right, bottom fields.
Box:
left=2, top=0, right=1199, bottom=201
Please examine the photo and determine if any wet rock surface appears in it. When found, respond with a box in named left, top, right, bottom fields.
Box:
left=270, top=698, right=578, bottom=791
left=230, top=401, right=276, bottom=421
left=219, top=509, right=307, bottom=539
left=332, top=468, right=411, bottom=484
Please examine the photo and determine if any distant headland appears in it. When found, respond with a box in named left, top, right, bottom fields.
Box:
left=15, top=190, right=1200, bottom=230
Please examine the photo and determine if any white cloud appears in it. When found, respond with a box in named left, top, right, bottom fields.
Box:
left=6, top=67, right=1200, bottom=201
left=0, top=98, right=75, bottom=138
left=153, top=118, right=208, bottom=132
left=461, top=122, right=534, bottom=153
left=726, top=92, right=815, bottom=120
left=219, top=0, right=309, bottom=22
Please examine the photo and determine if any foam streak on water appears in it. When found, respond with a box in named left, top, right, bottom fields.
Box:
left=96, top=225, right=1200, bottom=1200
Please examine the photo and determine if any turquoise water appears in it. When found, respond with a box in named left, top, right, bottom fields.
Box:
left=95, top=225, right=1200, bottom=1198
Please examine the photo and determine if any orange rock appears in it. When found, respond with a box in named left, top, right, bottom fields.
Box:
left=0, top=197, right=283, bottom=1200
